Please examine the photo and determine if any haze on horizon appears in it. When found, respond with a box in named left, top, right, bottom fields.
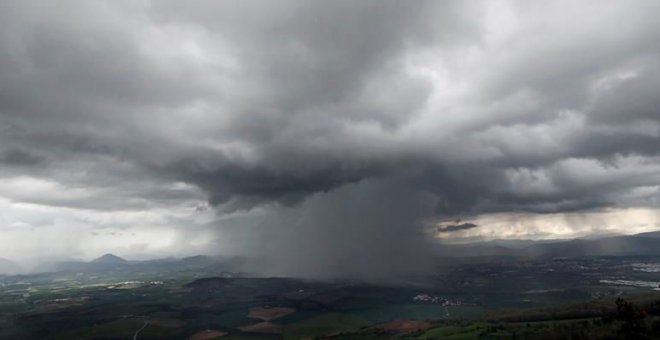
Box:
left=1, top=1, right=660, bottom=279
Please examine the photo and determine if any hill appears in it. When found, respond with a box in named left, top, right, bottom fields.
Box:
left=91, top=253, right=127, bottom=264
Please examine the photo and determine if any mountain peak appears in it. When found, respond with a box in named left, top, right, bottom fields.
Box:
left=91, top=253, right=127, bottom=263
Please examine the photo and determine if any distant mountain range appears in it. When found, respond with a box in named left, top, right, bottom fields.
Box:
left=435, top=231, right=660, bottom=261
left=27, top=254, right=235, bottom=274
left=2, top=231, right=659, bottom=275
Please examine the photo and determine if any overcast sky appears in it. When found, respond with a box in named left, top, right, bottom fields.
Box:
left=1, top=1, right=660, bottom=276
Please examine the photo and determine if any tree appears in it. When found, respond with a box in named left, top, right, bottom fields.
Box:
left=615, top=298, right=646, bottom=337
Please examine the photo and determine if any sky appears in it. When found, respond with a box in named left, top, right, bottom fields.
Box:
left=1, top=1, right=660, bottom=277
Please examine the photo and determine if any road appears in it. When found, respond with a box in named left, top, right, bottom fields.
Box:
left=132, top=320, right=148, bottom=340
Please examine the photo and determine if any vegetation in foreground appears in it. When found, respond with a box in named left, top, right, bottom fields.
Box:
left=327, top=295, right=660, bottom=339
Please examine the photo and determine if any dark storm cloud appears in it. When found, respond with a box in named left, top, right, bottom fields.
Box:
left=2, top=0, right=660, bottom=277
left=587, top=60, right=660, bottom=125
left=0, top=147, right=46, bottom=166
left=178, top=161, right=384, bottom=208
left=437, top=223, right=478, bottom=233
left=150, top=0, right=475, bottom=124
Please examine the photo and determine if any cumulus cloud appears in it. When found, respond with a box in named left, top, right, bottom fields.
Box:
left=1, top=0, right=660, bottom=277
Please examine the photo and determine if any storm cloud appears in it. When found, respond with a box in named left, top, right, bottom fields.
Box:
left=437, top=223, right=479, bottom=233
left=1, top=1, right=660, bottom=277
